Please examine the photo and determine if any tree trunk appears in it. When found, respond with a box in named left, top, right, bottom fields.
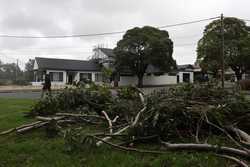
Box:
left=113, top=72, right=119, bottom=87
left=137, top=75, right=144, bottom=88
left=235, top=72, right=243, bottom=81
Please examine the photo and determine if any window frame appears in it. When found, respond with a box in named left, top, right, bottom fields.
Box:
left=79, top=73, right=92, bottom=82
left=49, top=72, right=64, bottom=82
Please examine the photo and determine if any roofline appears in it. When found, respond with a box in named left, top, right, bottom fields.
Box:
left=38, top=68, right=101, bottom=72
left=35, top=57, right=91, bottom=62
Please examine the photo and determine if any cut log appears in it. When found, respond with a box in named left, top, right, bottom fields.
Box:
left=17, top=122, right=49, bottom=133
left=161, top=142, right=250, bottom=158
left=93, top=136, right=250, bottom=159
left=0, top=128, right=15, bottom=136
left=36, top=116, right=65, bottom=121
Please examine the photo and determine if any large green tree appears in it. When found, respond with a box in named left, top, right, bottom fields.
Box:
left=197, top=17, right=250, bottom=80
left=114, top=26, right=176, bottom=87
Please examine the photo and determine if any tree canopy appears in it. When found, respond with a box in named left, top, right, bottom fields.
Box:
left=197, top=17, right=250, bottom=80
left=114, top=26, right=176, bottom=87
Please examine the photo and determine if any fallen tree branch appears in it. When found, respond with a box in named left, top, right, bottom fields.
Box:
left=161, top=141, right=250, bottom=158
left=17, top=122, right=49, bottom=133
left=227, top=126, right=250, bottom=143
left=216, top=154, right=249, bottom=167
left=139, top=93, right=145, bottom=106
left=0, top=121, right=43, bottom=136
left=96, top=125, right=130, bottom=146
left=101, top=110, right=113, bottom=134
left=97, top=92, right=146, bottom=146
left=112, top=116, right=119, bottom=123
left=202, top=111, right=250, bottom=153
left=0, top=128, right=15, bottom=136
left=92, top=135, right=250, bottom=160
left=131, top=106, right=146, bottom=127
left=93, top=135, right=167, bottom=154
left=36, top=116, right=65, bottom=121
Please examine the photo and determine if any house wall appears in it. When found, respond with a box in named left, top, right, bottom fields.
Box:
left=119, top=74, right=177, bottom=86
left=33, top=60, right=39, bottom=70
left=144, top=74, right=177, bottom=85
left=119, top=76, right=137, bottom=86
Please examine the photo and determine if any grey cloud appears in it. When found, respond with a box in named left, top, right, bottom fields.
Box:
left=0, top=0, right=249, bottom=66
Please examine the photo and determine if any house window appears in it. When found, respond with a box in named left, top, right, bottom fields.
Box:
left=49, top=72, right=63, bottom=82
left=80, top=73, right=92, bottom=81
left=95, top=73, right=103, bottom=82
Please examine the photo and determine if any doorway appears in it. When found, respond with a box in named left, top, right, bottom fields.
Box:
left=183, top=73, right=190, bottom=83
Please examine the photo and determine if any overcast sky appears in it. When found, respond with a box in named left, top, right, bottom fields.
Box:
left=0, top=0, right=249, bottom=68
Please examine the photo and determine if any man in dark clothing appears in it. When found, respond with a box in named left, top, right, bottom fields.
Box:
left=42, top=74, right=51, bottom=97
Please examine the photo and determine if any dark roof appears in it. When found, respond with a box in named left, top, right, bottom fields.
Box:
left=177, top=64, right=194, bottom=70
left=99, top=48, right=115, bottom=57
left=35, top=57, right=101, bottom=71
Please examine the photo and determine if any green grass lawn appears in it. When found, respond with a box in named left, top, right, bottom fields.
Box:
left=0, top=98, right=230, bottom=167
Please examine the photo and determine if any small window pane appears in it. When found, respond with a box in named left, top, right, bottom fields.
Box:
left=80, top=73, right=92, bottom=81
left=49, top=72, right=63, bottom=82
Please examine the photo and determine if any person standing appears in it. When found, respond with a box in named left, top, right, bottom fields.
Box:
left=41, top=74, right=51, bottom=97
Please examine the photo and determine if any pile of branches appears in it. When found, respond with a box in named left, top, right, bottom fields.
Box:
left=1, top=83, right=250, bottom=166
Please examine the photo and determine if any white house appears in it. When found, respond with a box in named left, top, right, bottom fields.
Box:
left=32, top=48, right=198, bottom=86
left=32, top=57, right=103, bottom=86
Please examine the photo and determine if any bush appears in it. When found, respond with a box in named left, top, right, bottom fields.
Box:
left=29, top=84, right=142, bottom=118
left=129, top=84, right=250, bottom=139
left=30, top=84, right=113, bottom=116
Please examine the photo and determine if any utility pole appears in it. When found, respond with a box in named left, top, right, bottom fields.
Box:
left=221, top=14, right=225, bottom=89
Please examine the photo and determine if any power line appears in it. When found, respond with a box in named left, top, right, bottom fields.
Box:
left=0, top=16, right=219, bottom=39
left=157, top=17, right=219, bottom=29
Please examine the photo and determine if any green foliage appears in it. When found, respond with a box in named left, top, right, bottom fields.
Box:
left=30, top=84, right=113, bottom=116
left=130, top=84, right=250, bottom=139
left=30, top=84, right=142, bottom=119
left=117, top=86, right=140, bottom=100
left=64, top=128, right=96, bottom=152
left=197, top=17, right=250, bottom=80
left=0, top=98, right=234, bottom=166
left=29, top=94, right=60, bottom=116
left=101, top=67, right=113, bottom=82
left=114, top=26, right=176, bottom=87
